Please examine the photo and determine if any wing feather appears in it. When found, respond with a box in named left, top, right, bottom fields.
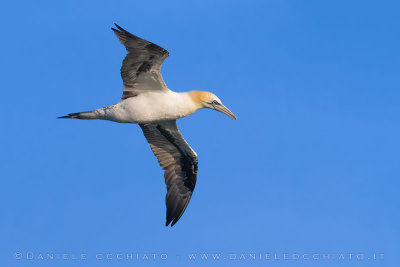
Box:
left=139, top=120, right=198, bottom=226
left=112, top=24, right=170, bottom=97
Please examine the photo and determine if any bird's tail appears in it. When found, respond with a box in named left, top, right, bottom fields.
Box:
left=58, top=110, right=99, bottom=120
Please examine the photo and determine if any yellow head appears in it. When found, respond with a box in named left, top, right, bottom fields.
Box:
left=189, top=91, right=237, bottom=119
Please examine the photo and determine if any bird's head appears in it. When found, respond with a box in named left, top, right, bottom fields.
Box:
left=189, top=91, right=237, bottom=120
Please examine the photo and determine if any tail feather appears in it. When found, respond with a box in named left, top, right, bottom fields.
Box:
left=58, top=112, right=83, bottom=119
left=57, top=111, right=98, bottom=119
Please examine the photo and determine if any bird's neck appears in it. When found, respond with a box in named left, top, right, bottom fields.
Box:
left=166, top=91, right=202, bottom=119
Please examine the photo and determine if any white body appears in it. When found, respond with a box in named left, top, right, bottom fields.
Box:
left=92, top=91, right=199, bottom=123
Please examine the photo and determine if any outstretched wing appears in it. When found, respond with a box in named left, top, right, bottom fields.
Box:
left=139, top=120, right=198, bottom=226
left=112, top=24, right=170, bottom=99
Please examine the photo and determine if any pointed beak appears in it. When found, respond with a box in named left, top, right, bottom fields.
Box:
left=214, top=104, right=237, bottom=120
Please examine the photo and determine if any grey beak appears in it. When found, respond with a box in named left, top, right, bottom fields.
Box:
left=214, top=104, right=237, bottom=120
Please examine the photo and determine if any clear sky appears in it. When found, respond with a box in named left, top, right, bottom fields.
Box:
left=1, top=0, right=399, bottom=266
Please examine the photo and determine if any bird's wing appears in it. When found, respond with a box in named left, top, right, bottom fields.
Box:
left=139, top=120, right=198, bottom=226
left=112, top=24, right=170, bottom=100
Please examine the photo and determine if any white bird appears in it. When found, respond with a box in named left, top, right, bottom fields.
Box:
left=59, top=24, right=236, bottom=226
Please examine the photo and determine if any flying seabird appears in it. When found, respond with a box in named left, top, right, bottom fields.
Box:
left=59, top=24, right=236, bottom=226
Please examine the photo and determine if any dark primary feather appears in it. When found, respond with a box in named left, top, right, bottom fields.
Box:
left=111, top=24, right=170, bottom=97
left=139, top=120, right=198, bottom=226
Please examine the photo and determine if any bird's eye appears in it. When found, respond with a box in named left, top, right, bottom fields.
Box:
left=211, top=100, right=220, bottom=105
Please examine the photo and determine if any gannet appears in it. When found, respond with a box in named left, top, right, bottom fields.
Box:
left=59, top=24, right=236, bottom=226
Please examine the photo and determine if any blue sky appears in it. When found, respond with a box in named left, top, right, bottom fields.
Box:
left=1, top=0, right=399, bottom=266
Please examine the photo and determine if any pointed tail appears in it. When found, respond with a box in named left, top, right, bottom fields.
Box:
left=57, top=111, right=99, bottom=119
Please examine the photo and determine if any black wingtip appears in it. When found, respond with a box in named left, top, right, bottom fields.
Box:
left=112, top=23, right=124, bottom=34
left=114, top=23, right=124, bottom=31
left=165, top=217, right=179, bottom=227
